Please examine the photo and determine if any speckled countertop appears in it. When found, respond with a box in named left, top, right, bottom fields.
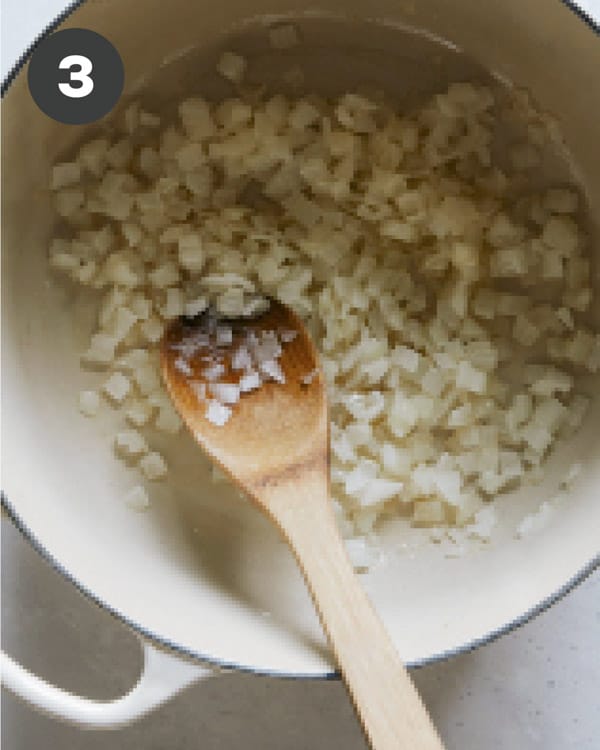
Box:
left=2, top=2, right=599, bottom=748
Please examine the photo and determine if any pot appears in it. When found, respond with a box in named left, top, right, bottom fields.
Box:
left=2, top=0, right=599, bottom=729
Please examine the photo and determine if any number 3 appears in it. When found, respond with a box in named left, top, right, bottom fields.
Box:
left=58, top=55, right=94, bottom=98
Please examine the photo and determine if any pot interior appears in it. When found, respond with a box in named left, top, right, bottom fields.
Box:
left=2, top=0, right=599, bottom=675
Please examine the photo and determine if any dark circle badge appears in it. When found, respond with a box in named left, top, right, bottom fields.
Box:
left=28, top=28, right=124, bottom=125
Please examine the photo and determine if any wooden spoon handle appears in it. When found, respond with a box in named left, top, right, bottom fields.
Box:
left=269, top=472, right=445, bottom=750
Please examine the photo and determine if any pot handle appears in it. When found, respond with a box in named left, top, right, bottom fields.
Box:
left=1, top=637, right=215, bottom=728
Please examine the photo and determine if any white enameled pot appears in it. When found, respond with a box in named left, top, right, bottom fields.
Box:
left=1, top=0, right=599, bottom=729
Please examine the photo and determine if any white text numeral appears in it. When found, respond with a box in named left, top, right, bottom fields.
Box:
left=58, top=55, right=94, bottom=98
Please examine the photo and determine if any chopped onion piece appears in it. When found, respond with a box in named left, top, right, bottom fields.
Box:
left=79, top=390, right=100, bottom=417
left=239, top=371, right=261, bottom=392
left=140, top=452, right=168, bottom=480
left=209, top=382, right=241, bottom=404
left=124, top=485, right=150, bottom=511
left=203, top=362, right=226, bottom=381
left=259, top=358, right=285, bottom=383
left=279, top=329, right=298, bottom=343
left=115, top=429, right=148, bottom=456
left=103, top=372, right=131, bottom=402
left=232, top=345, right=252, bottom=371
left=216, top=52, right=247, bottom=84
left=174, top=358, right=193, bottom=376
left=206, top=400, right=232, bottom=426
left=216, top=326, right=233, bottom=346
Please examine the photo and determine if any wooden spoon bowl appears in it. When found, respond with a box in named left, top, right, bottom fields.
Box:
left=161, top=302, right=327, bottom=491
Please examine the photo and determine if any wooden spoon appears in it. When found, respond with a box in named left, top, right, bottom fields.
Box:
left=160, top=300, right=444, bottom=750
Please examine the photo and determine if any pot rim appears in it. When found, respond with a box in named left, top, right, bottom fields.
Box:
left=1, top=0, right=599, bottom=679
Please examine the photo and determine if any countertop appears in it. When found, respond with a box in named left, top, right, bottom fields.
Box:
left=2, top=2, right=599, bottom=748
